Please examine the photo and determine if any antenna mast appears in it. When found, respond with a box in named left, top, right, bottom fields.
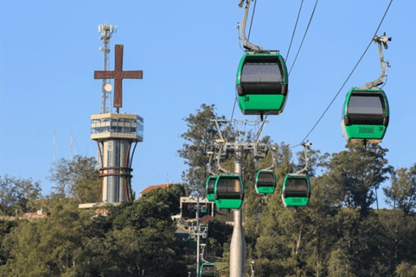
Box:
left=98, top=21, right=117, bottom=114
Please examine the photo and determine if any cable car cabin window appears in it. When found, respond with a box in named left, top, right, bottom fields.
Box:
left=285, top=178, right=309, bottom=197
left=347, top=94, right=386, bottom=125
left=202, top=265, right=215, bottom=273
left=207, top=178, right=216, bottom=194
left=348, top=95, right=385, bottom=114
left=257, top=172, right=275, bottom=187
left=216, top=178, right=242, bottom=199
left=241, top=62, right=283, bottom=83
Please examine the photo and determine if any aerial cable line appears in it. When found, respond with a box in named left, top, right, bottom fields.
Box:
left=286, top=0, right=304, bottom=62
left=296, top=0, right=394, bottom=146
left=231, top=0, right=257, bottom=118
left=230, top=96, right=237, bottom=121
left=232, top=0, right=257, bottom=121
left=247, top=0, right=258, bottom=40
left=288, top=0, right=319, bottom=76
left=262, top=0, right=310, bottom=124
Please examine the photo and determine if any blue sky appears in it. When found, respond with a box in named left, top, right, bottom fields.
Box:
left=0, top=1, right=414, bottom=207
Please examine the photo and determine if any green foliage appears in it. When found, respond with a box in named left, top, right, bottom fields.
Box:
left=396, top=262, right=416, bottom=277
left=384, top=164, right=416, bottom=213
left=50, top=155, right=100, bottom=202
left=0, top=220, right=17, bottom=267
left=247, top=141, right=415, bottom=277
left=178, top=104, right=226, bottom=194
left=0, top=175, right=42, bottom=216
left=322, top=143, right=393, bottom=215
left=0, top=188, right=188, bottom=276
left=207, top=218, right=233, bottom=257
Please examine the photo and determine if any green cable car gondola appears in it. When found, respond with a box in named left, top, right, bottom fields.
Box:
left=200, top=263, right=218, bottom=277
left=206, top=176, right=217, bottom=201
left=255, top=170, right=276, bottom=194
left=282, top=174, right=311, bottom=207
left=214, top=174, right=244, bottom=209
left=236, top=51, right=289, bottom=116
left=341, top=88, right=389, bottom=144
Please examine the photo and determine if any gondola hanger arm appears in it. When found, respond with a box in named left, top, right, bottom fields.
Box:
left=365, top=32, right=391, bottom=89
left=215, top=143, right=230, bottom=174
left=263, top=146, right=277, bottom=171
left=206, top=150, right=216, bottom=176
left=238, top=0, right=263, bottom=52
left=295, top=141, right=312, bottom=175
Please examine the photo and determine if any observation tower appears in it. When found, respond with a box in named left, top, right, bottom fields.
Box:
left=93, top=43, right=143, bottom=203
left=80, top=24, right=144, bottom=208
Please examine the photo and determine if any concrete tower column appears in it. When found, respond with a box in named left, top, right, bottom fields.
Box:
left=91, top=113, right=143, bottom=203
left=230, top=145, right=245, bottom=277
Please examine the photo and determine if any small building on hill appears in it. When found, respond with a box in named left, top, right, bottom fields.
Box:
left=140, top=183, right=171, bottom=196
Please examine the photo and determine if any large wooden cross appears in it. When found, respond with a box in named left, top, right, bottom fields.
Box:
left=94, top=44, right=143, bottom=112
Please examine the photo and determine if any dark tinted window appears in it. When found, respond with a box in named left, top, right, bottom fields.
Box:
left=257, top=172, right=275, bottom=187
left=348, top=95, right=384, bottom=114
left=202, top=265, right=215, bottom=273
left=216, top=177, right=242, bottom=193
left=207, top=178, right=216, bottom=194
left=241, top=63, right=282, bottom=82
left=285, top=177, right=308, bottom=191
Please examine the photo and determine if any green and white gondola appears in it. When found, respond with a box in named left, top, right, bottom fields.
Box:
left=255, top=170, right=276, bottom=194
left=282, top=174, right=311, bottom=207
left=214, top=174, right=244, bottom=209
left=341, top=88, right=389, bottom=144
left=236, top=51, right=288, bottom=116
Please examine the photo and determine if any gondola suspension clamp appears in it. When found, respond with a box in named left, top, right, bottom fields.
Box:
left=365, top=33, right=391, bottom=89
left=238, top=0, right=263, bottom=52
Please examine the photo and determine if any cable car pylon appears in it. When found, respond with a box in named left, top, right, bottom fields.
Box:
left=210, top=118, right=270, bottom=277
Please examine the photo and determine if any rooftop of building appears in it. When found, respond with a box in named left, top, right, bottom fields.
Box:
left=140, top=183, right=171, bottom=195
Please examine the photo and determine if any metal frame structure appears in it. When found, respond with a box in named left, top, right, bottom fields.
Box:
left=294, top=141, right=311, bottom=175
left=98, top=22, right=117, bottom=114
left=238, top=0, right=262, bottom=52
left=365, top=33, right=391, bottom=89
left=209, top=118, right=269, bottom=277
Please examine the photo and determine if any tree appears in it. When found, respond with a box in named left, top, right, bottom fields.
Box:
left=0, top=202, right=90, bottom=276
left=323, top=143, right=393, bottom=215
left=178, top=104, right=226, bottom=195
left=0, top=187, right=188, bottom=277
left=0, top=175, right=42, bottom=216
left=378, top=208, right=416, bottom=275
left=108, top=188, right=187, bottom=276
left=383, top=164, right=416, bottom=213
left=207, top=218, right=233, bottom=257
left=396, top=262, right=416, bottom=277
left=0, top=220, right=17, bottom=267
left=49, top=155, right=100, bottom=203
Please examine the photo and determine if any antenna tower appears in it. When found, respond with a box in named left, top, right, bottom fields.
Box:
left=98, top=22, right=117, bottom=114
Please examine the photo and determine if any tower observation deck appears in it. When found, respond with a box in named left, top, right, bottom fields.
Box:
left=91, top=113, right=143, bottom=202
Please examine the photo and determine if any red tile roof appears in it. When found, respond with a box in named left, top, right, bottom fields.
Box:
left=140, top=183, right=171, bottom=195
